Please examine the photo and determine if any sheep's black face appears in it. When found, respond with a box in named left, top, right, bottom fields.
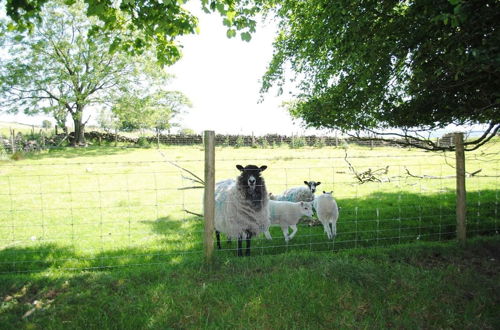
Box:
left=304, top=180, right=321, bottom=193
left=236, top=164, right=268, bottom=208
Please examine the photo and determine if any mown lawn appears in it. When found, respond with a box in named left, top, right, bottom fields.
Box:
left=0, top=237, right=499, bottom=329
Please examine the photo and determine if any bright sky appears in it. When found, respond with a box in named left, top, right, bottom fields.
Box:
left=0, top=3, right=331, bottom=136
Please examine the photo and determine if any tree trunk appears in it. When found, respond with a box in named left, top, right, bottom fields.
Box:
left=72, top=113, right=85, bottom=146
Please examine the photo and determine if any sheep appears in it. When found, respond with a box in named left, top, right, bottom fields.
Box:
left=263, top=200, right=314, bottom=242
left=271, top=180, right=321, bottom=203
left=214, top=164, right=270, bottom=256
left=313, top=191, right=339, bottom=240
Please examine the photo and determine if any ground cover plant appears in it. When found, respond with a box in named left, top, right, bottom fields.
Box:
left=0, top=141, right=498, bottom=272
left=0, top=237, right=499, bottom=329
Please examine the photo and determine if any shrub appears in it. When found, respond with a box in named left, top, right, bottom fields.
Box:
left=235, top=136, right=245, bottom=148
left=290, top=136, right=307, bottom=149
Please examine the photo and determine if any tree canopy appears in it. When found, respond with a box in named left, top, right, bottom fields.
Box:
left=261, top=0, right=500, bottom=150
left=2, top=0, right=260, bottom=66
left=0, top=0, right=190, bottom=145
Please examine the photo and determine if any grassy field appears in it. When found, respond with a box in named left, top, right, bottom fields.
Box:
left=0, top=237, right=499, bottom=329
left=0, top=142, right=498, bottom=273
left=0, top=143, right=499, bottom=328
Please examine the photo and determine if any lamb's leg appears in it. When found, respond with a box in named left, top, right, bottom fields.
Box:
left=323, top=222, right=333, bottom=239
left=281, top=226, right=290, bottom=242
left=288, top=225, right=298, bottom=241
left=331, top=221, right=337, bottom=237
left=245, top=230, right=252, bottom=257
left=237, top=235, right=243, bottom=257
left=216, top=230, right=221, bottom=249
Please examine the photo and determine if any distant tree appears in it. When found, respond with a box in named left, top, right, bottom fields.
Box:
left=97, top=108, right=120, bottom=133
left=41, top=120, right=52, bottom=130
left=179, top=128, right=196, bottom=135
left=261, top=0, right=500, bottom=151
left=112, top=90, right=191, bottom=135
left=0, top=0, right=182, bottom=146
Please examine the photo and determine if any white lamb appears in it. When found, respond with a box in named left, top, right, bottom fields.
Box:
left=313, top=191, right=339, bottom=240
left=271, top=180, right=321, bottom=203
left=263, top=200, right=314, bottom=242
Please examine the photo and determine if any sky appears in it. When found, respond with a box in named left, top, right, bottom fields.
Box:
left=0, top=3, right=331, bottom=136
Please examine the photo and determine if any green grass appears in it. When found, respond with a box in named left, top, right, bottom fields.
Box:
left=0, top=237, right=499, bottom=329
left=0, top=143, right=499, bottom=273
left=0, top=143, right=499, bottom=328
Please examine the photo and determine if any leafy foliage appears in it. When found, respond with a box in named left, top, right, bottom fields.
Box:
left=261, top=0, right=499, bottom=147
left=2, top=0, right=261, bottom=65
left=0, top=0, right=188, bottom=145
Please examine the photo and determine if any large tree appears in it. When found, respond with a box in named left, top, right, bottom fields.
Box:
left=260, top=0, right=500, bottom=150
left=2, top=0, right=260, bottom=66
left=0, top=0, right=185, bottom=145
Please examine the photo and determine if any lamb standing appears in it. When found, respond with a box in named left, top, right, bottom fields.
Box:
left=214, top=164, right=270, bottom=256
left=313, top=191, right=339, bottom=239
left=264, top=200, right=314, bottom=242
left=271, top=180, right=321, bottom=203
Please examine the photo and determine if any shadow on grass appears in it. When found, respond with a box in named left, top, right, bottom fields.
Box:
left=0, top=190, right=497, bottom=273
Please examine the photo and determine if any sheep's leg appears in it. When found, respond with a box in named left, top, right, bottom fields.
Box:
left=331, top=221, right=337, bottom=237
left=245, top=230, right=252, bottom=256
left=281, top=226, right=290, bottom=242
left=237, top=235, right=243, bottom=257
left=216, top=230, right=221, bottom=249
left=264, top=230, right=272, bottom=240
left=323, top=222, right=333, bottom=239
left=288, top=225, right=298, bottom=241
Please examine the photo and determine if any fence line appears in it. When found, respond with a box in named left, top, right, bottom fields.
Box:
left=0, top=132, right=498, bottom=273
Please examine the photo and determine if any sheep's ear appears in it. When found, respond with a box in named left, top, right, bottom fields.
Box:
left=236, top=165, right=244, bottom=172
left=304, top=181, right=309, bottom=186
left=317, top=182, right=321, bottom=186
left=323, top=191, right=326, bottom=194
left=259, top=165, right=267, bottom=172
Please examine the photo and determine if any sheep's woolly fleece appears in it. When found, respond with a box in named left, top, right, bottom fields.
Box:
left=273, top=186, right=315, bottom=203
left=214, top=179, right=270, bottom=240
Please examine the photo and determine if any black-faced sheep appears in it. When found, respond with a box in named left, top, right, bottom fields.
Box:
left=214, top=164, right=270, bottom=256
left=271, top=180, right=321, bottom=203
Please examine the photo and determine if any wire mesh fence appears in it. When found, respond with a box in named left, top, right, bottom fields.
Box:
left=0, top=134, right=498, bottom=273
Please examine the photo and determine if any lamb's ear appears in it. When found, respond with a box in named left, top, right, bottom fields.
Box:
left=236, top=165, right=244, bottom=172
left=323, top=191, right=326, bottom=194
left=259, top=165, right=267, bottom=172
left=304, top=181, right=309, bottom=186
left=317, top=182, right=321, bottom=186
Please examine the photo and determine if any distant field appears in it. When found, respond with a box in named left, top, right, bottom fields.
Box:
left=0, top=141, right=499, bottom=272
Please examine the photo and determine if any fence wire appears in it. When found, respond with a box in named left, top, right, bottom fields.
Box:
left=0, top=139, right=499, bottom=274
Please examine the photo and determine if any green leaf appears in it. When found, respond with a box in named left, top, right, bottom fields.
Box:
left=241, top=32, right=251, bottom=42
left=226, top=29, right=236, bottom=38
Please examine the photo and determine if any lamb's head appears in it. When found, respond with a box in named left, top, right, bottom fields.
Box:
left=236, top=164, right=268, bottom=207
left=304, top=180, right=321, bottom=193
left=299, top=201, right=314, bottom=218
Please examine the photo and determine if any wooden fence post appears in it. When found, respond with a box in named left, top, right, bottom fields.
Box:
left=10, top=129, right=16, bottom=154
left=455, top=132, right=466, bottom=245
left=203, top=130, right=215, bottom=263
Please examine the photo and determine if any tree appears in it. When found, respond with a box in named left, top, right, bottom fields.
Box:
left=0, top=0, right=183, bottom=146
left=41, top=120, right=52, bottom=129
left=112, top=90, right=191, bottom=135
left=2, top=0, right=260, bottom=66
left=261, top=0, right=500, bottom=151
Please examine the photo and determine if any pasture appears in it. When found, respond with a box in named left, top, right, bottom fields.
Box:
left=0, top=141, right=499, bottom=328
left=0, top=141, right=498, bottom=272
